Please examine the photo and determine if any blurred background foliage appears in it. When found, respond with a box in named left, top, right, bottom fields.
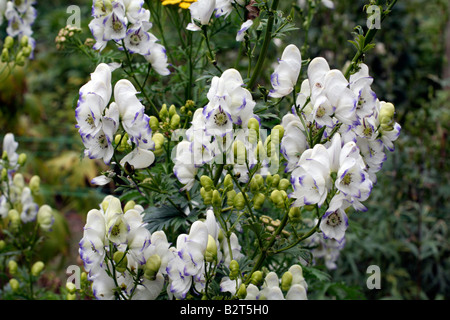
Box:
left=0, top=0, right=448, bottom=299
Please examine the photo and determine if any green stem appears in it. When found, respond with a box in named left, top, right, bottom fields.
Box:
left=247, top=0, right=280, bottom=89
left=343, top=0, right=398, bottom=79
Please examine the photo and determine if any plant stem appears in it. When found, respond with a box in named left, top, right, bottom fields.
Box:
left=247, top=0, right=280, bottom=89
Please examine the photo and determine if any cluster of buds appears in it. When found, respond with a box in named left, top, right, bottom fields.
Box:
left=1, top=35, right=33, bottom=66
left=6, top=259, right=45, bottom=293
left=54, top=25, right=82, bottom=51
left=260, top=215, right=290, bottom=238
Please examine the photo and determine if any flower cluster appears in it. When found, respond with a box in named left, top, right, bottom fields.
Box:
left=0, top=0, right=36, bottom=57
left=75, top=63, right=156, bottom=170
left=271, top=47, right=401, bottom=244
left=80, top=196, right=250, bottom=300
left=88, top=0, right=170, bottom=76
left=0, top=133, right=54, bottom=231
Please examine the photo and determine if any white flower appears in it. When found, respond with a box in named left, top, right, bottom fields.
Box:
left=319, top=194, right=349, bottom=243
left=102, top=2, right=128, bottom=41
left=2, top=133, right=19, bottom=169
left=173, top=140, right=198, bottom=191
left=269, top=44, right=302, bottom=98
left=349, top=63, right=377, bottom=119
left=258, top=272, right=285, bottom=300
left=186, top=0, right=216, bottom=31
left=236, top=19, right=253, bottom=42
left=79, top=209, right=107, bottom=275
left=307, top=57, right=330, bottom=101
left=280, top=117, right=308, bottom=172
left=143, top=40, right=171, bottom=76
left=20, top=187, right=38, bottom=223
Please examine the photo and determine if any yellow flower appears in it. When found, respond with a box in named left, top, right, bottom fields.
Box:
left=161, top=0, right=197, bottom=9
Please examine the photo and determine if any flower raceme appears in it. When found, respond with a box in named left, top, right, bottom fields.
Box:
left=88, top=0, right=170, bottom=76
left=75, top=63, right=156, bottom=172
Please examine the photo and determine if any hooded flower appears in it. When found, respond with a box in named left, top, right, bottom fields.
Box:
left=269, top=44, right=302, bottom=98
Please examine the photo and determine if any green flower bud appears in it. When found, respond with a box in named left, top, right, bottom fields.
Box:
left=278, top=178, right=290, bottom=191
left=256, top=141, right=266, bottom=162
left=237, top=283, right=247, bottom=299
left=20, top=35, right=29, bottom=47
left=113, top=251, right=128, bottom=273
left=123, top=200, right=136, bottom=213
left=16, top=52, right=26, bottom=66
left=205, top=235, right=218, bottom=263
left=247, top=117, right=260, bottom=131
left=250, top=271, right=263, bottom=286
left=212, top=190, right=222, bottom=208
left=288, top=207, right=301, bottom=223
left=229, top=260, right=240, bottom=280
left=21, top=45, right=32, bottom=58
left=168, top=104, right=177, bottom=118
left=114, top=134, right=122, bottom=145
left=66, top=282, right=77, bottom=294
left=200, top=175, right=214, bottom=192
left=265, top=173, right=273, bottom=186
left=233, top=192, right=246, bottom=210
left=224, top=174, right=233, bottom=191
left=29, top=175, right=40, bottom=193
left=0, top=240, right=5, bottom=251
left=4, top=36, right=14, bottom=49
left=281, top=271, right=293, bottom=291
left=13, top=173, right=25, bottom=189
left=67, top=292, right=77, bottom=300
left=1, top=168, right=7, bottom=181
left=270, top=190, right=284, bottom=206
left=170, top=114, right=181, bottom=129
left=233, top=140, right=247, bottom=164
left=272, top=125, right=285, bottom=139
left=200, top=187, right=213, bottom=205
left=37, top=205, right=54, bottom=232
left=149, top=116, right=160, bottom=132
left=226, top=189, right=237, bottom=206
left=31, top=261, right=45, bottom=277
left=152, top=132, right=165, bottom=148
left=144, top=254, right=161, bottom=280
left=252, top=193, right=266, bottom=210
left=9, top=278, right=20, bottom=292
left=8, top=260, right=18, bottom=275
left=159, top=104, right=169, bottom=119
left=18, top=153, right=27, bottom=166
left=1, top=48, right=9, bottom=63
left=8, top=209, right=20, bottom=230
left=271, top=174, right=280, bottom=188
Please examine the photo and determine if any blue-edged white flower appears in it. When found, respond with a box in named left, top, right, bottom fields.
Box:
left=186, top=0, right=216, bottom=31
left=236, top=19, right=253, bottom=42
left=269, top=44, right=302, bottom=98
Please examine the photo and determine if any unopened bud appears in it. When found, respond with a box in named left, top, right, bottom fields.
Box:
left=205, top=235, right=218, bottom=263
left=212, top=190, right=222, bottom=208
left=149, top=116, right=160, bottom=132
left=270, top=190, right=284, bottom=206
left=18, top=153, right=27, bottom=166
left=168, top=104, right=177, bottom=118
left=159, top=104, right=169, bottom=119
left=8, top=260, right=18, bottom=275
left=271, top=174, right=280, bottom=188
left=4, top=36, right=14, bottom=49
left=278, top=178, right=290, bottom=191
left=200, top=187, right=213, bottom=205
left=20, top=35, right=29, bottom=47
left=37, top=205, right=54, bottom=232
left=170, top=114, right=181, bottom=129
left=144, top=254, right=161, bottom=280
left=66, top=282, right=77, bottom=294
left=252, top=193, right=266, bottom=210
left=288, top=207, right=301, bottom=222
left=233, top=140, right=247, bottom=165
left=0, top=240, right=5, bottom=251
left=229, top=260, right=240, bottom=280
left=233, top=192, right=246, bottom=210
left=250, top=271, right=263, bottom=286
left=1, top=48, right=9, bottom=62
left=223, top=174, right=233, bottom=191
left=237, top=283, right=247, bottom=299
left=31, top=261, right=45, bottom=277
left=122, top=200, right=135, bottom=212
left=200, top=175, right=214, bottom=192
left=29, top=175, right=40, bottom=193
left=113, top=251, right=128, bottom=273
left=281, top=271, right=293, bottom=291
left=226, top=189, right=237, bottom=206
left=9, top=278, right=20, bottom=292
left=272, top=125, right=284, bottom=139
left=1, top=168, right=7, bottom=181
